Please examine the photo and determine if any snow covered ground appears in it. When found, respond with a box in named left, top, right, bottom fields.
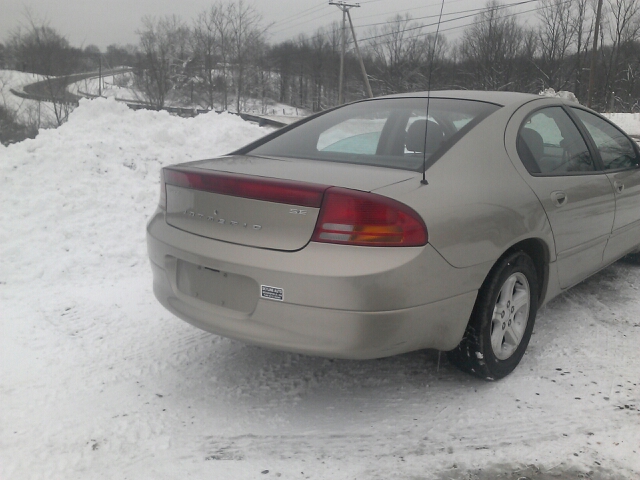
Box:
left=1, top=98, right=639, bottom=480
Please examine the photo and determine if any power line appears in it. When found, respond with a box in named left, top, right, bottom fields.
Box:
left=269, top=1, right=327, bottom=27
left=336, top=0, right=565, bottom=55
left=336, top=0, right=572, bottom=52
left=338, top=1, right=565, bottom=50
left=419, top=1, right=564, bottom=37
left=269, top=2, right=330, bottom=33
left=356, top=0, right=470, bottom=22
left=265, top=1, right=550, bottom=63
left=270, top=0, right=474, bottom=37
left=272, top=1, right=327, bottom=24
left=272, top=0, right=542, bottom=50
left=357, top=0, right=540, bottom=43
left=354, top=0, right=538, bottom=30
left=270, top=9, right=336, bottom=36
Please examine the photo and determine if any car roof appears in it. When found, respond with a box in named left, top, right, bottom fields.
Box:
left=382, top=90, right=543, bottom=107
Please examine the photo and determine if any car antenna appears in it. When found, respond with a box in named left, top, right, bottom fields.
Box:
left=421, top=0, right=445, bottom=185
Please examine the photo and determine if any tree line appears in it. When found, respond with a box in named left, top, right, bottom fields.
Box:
left=4, top=0, right=640, bottom=118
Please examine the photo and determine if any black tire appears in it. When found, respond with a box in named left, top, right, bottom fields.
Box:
left=624, top=251, right=640, bottom=263
left=447, top=251, right=538, bottom=380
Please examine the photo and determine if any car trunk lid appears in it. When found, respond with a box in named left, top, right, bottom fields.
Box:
left=163, top=155, right=417, bottom=251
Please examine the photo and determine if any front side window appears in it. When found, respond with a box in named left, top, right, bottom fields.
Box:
left=517, top=107, right=594, bottom=175
left=572, top=108, right=639, bottom=170
left=245, top=98, right=500, bottom=171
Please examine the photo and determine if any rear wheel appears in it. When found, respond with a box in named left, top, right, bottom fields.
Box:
left=447, top=251, right=538, bottom=380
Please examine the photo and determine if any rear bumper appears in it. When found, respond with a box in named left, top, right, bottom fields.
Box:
left=147, top=209, right=485, bottom=358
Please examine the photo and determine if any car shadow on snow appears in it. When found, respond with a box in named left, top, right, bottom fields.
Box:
left=195, top=342, right=476, bottom=399
left=157, top=256, right=640, bottom=405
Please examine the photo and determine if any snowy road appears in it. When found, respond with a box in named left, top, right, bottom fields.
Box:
left=1, top=98, right=638, bottom=479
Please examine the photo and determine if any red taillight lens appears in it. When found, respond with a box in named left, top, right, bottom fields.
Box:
left=163, top=168, right=328, bottom=207
left=312, top=188, right=427, bottom=247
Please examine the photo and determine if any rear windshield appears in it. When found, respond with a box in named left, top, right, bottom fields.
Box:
left=245, top=98, right=500, bottom=171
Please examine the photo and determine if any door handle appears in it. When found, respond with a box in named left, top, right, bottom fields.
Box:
left=614, top=180, right=624, bottom=193
left=550, top=191, right=567, bottom=207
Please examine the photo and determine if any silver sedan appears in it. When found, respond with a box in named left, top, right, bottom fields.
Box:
left=147, top=91, right=640, bottom=379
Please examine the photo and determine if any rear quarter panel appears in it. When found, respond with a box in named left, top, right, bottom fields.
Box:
left=374, top=101, right=555, bottom=273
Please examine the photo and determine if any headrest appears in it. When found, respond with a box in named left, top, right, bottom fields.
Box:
left=406, top=119, right=445, bottom=153
left=519, top=127, right=544, bottom=162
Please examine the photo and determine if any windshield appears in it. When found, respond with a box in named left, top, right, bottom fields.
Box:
left=244, top=98, right=500, bottom=171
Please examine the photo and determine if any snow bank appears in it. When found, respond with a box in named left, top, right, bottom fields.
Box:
left=0, top=97, right=269, bottom=284
left=603, top=112, right=640, bottom=136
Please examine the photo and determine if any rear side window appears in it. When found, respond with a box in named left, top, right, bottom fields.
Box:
left=246, top=98, right=500, bottom=171
left=517, top=107, right=594, bottom=175
left=572, top=108, right=639, bottom=170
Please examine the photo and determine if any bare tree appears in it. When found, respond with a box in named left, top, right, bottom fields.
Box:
left=269, top=22, right=353, bottom=110
left=367, top=14, right=431, bottom=94
left=0, top=70, right=38, bottom=144
left=212, top=2, right=234, bottom=110
left=6, top=13, right=82, bottom=125
left=602, top=0, right=640, bottom=108
left=104, top=44, right=138, bottom=68
left=0, top=42, right=7, bottom=68
left=136, top=15, right=191, bottom=108
left=270, top=40, right=296, bottom=105
left=227, top=0, right=267, bottom=113
left=571, top=0, right=593, bottom=99
left=535, top=0, right=582, bottom=91
left=458, top=1, right=526, bottom=91
left=193, top=6, right=221, bottom=109
left=309, top=28, right=337, bottom=111
left=192, top=3, right=236, bottom=110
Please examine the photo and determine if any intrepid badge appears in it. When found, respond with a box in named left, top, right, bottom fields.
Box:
left=183, top=210, right=261, bottom=230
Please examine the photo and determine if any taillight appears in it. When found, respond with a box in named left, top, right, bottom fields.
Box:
left=312, top=188, right=427, bottom=247
left=163, top=167, right=327, bottom=207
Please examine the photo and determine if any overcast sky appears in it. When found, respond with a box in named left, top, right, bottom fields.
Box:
left=1, top=0, right=540, bottom=49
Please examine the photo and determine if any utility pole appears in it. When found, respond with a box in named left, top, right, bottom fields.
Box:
left=347, top=9, right=373, bottom=99
left=330, top=1, right=372, bottom=104
left=587, top=0, right=604, bottom=108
